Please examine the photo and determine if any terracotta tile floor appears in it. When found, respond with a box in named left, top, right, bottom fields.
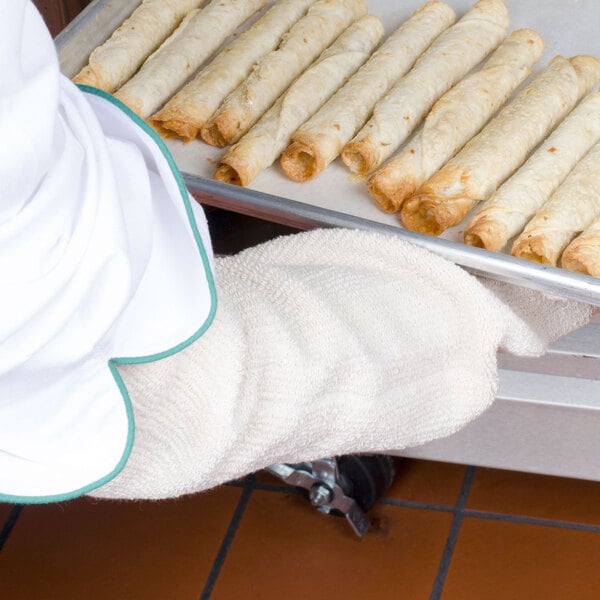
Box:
left=4, top=459, right=600, bottom=599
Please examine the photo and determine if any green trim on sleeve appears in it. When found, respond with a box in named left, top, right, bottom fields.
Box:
left=1, top=362, right=137, bottom=505
left=0, top=86, right=217, bottom=505
left=77, top=85, right=218, bottom=362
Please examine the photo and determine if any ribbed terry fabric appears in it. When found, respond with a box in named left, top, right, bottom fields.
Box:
left=92, top=228, right=592, bottom=499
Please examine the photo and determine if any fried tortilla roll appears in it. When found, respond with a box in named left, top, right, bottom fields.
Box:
left=511, top=142, right=600, bottom=266
left=401, top=55, right=600, bottom=236
left=72, top=0, right=204, bottom=93
left=149, top=0, right=316, bottom=142
left=562, top=214, right=600, bottom=278
left=114, top=0, right=268, bottom=118
left=214, top=16, right=384, bottom=186
left=279, top=1, right=456, bottom=182
left=201, top=0, right=368, bottom=147
left=367, top=29, right=544, bottom=213
left=340, top=0, right=509, bottom=176
left=464, top=92, right=600, bottom=252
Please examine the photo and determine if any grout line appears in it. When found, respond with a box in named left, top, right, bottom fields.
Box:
left=379, top=497, right=455, bottom=513
left=251, top=481, right=303, bottom=494
left=382, top=497, right=600, bottom=534
left=429, top=466, right=476, bottom=600
left=463, top=509, right=600, bottom=533
left=226, top=479, right=296, bottom=494
left=199, top=475, right=255, bottom=600
left=0, top=505, right=24, bottom=553
left=224, top=480, right=246, bottom=488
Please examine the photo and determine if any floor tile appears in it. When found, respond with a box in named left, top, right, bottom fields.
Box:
left=0, top=487, right=241, bottom=600
left=441, top=516, right=600, bottom=600
left=210, top=489, right=453, bottom=600
left=467, top=467, right=600, bottom=526
left=385, top=458, right=467, bottom=506
left=254, top=469, right=293, bottom=487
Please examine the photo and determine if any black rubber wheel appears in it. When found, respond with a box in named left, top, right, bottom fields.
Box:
left=336, top=454, right=396, bottom=512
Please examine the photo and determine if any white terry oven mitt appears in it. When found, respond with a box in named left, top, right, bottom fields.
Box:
left=92, top=228, right=593, bottom=500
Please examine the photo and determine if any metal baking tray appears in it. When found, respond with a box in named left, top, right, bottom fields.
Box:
left=55, top=0, right=600, bottom=306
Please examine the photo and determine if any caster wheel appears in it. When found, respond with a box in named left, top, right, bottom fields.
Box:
left=336, top=454, right=396, bottom=513
left=266, top=455, right=397, bottom=537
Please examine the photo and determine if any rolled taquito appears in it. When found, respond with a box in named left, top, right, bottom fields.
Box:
left=149, top=0, right=316, bottom=141
left=73, top=0, right=204, bottom=93
left=201, top=0, right=368, bottom=148
left=114, top=0, right=268, bottom=118
left=464, top=92, right=600, bottom=251
left=511, top=142, right=600, bottom=266
left=279, top=1, right=456, bottom=182
left=340, top=0, right=509, bottom=176
left=214, top=15, right=384, bottom=186
left=367, top=29, right=544, bottom=213
left=561, top=215, right=600, bottom=279
left=401, top=55, right=600, bottom=236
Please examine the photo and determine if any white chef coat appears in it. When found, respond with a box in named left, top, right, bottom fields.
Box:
left=0, top=1, right=216, bottom=502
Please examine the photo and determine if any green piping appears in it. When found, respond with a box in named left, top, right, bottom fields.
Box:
left=0, top=86, right=217, bottom=504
